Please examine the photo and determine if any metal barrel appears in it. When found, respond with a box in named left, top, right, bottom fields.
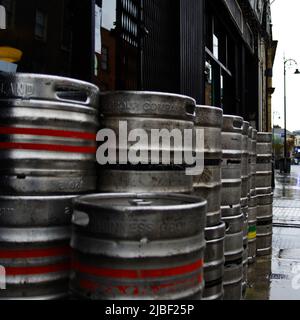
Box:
left=256, top=219, right=273, bottom=257
left=203, top=222, right=225, bottom=298
left=256, top=133, right=272, bottom=190
left=242, top=247, right=248, bottom=297
left=70, top=193, right=207, bottom=300
left=256, top=133, right=273, bottom=156
left=242, top=206, right=249, bottom=248
left=223, top=261, right=243, bottom=300
left=221, top=115, right=243, bottom=207
left=257, top=193, right=273, bottom=256
left=193, top=105, right=223, bottom=227
left=0, top=73, right=99, bottom=195
left=248, top=196, right=257, bottom=264
left=0, top=195, right=74, bottom=300
left=256, top=133, right=273, bottom=257
left=249, top=129, right=257, bottom=193
left=97, top=91, right=196, bottom=193
left=241, top=122, right=250, bottom=206
left=202, top=282, right=224, bottom=300
left=257, top=193, right=273, bottom=221
left=222, top=205, right=244, bottom=263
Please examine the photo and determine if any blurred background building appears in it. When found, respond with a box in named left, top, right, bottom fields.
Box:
left=0, top=0, right=276, bottom=131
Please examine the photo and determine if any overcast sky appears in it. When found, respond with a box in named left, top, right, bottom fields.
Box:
left=272, top=0, right=300, bottom=132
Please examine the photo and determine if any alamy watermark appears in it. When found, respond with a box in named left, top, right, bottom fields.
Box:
left=96, top=121, right=205, bottom=176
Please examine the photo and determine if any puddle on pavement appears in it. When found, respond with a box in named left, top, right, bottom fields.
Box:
left=246, top=227, right=300, bottom=300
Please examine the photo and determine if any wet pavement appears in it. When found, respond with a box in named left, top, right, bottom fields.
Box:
left=246, top=166, right=300, bottom=300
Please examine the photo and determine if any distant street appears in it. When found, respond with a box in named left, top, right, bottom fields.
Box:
left=246, top=166, right=300, bottom=300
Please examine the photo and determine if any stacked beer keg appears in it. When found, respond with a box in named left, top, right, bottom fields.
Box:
left=248, top=129, right=258, bottom=264
left=256, top=133, right=273, bottom=256
left=70, top=91, right=208, bottom=300
left=70, top=193, right=207, bottom=300
left=221, top=115, right=244, bottom=300
left=0, top=73, right=99, bottom=299
left=97, top=92, right=195, bottom=194
left=193, top=106, right=225, bottom=300
left=241, top=122, right=250, bottom=296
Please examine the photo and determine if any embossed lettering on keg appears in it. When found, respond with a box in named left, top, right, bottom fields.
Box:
left=0, top=73, right=99, bottom=195
left=0, top=195, right=74, bottom=300
left=70, top=193, right=207, bottom=300
left=98, top=169, right=193, bottom=194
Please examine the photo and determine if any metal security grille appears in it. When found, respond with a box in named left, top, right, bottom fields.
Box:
left=142, top=0, right=180, bottom=93
left=117, top=0, right=140, bottom=47
left=115, top=0, right=141, bottom=89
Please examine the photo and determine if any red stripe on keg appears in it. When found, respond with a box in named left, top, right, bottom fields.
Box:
left=0, top=142, right=97, bottom=154
left=0, top=127, right=96, bottom=140
left=79, top=274, right=203, bottom=296
left=5, top=262, right=70, bottom=276
left=72, top=259, right=203, bottom=279
left=0, top=246, right=71, bottom=259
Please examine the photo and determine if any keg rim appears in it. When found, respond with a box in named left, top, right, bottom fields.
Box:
left=0, top=194, right=78, bottom=201
left=73, top=192, right=207, bottom=212
left=195, top=105, right=223, bottom=112
left=0, top=97, right=99, bottom=113
left=100, top=90, right=196, bottom=103
left=0, top=72, right=99, bottom=91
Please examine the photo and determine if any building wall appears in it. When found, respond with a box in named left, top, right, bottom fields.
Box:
left=0, top=0, right=73, bottom=76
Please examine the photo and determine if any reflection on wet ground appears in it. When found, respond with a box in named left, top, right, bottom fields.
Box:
left=246, top=166, right=300, bottom=300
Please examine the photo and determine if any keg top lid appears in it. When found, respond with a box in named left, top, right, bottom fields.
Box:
left=99, top=91, right=196, bottom=120
left=222, top=115, right=243, bottom=133
left=0, top=72, right=99, bottom=107
left=73, top=193, right=207, bottom=212
left=194, top=105, right=223, bottom=127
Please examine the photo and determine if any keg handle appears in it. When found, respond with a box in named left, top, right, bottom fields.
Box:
left=53, top=79, right=98, bottom=105
left=225, top=222, right=230, bottom=233
left=232, top=119, right=243, bottom=130
left=72, top=211, right=90, bottom=227
left=185, top=103, right=196, bottom=118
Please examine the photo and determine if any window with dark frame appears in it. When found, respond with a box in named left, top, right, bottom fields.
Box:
left=35, top=9, right=47, bottom=41
left=101, top=46, right=109, bottom=71
left=1, top=0, right=14, bottom=28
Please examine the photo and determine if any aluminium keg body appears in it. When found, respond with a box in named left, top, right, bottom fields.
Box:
left=70, top=193, right=207, bottom=300
left=0, top=73, right=99, bottom=299
left=97, top=91, right=196, bottom=193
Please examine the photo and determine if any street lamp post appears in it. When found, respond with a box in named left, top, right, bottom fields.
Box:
left=283, top=57, right=300, bottom=173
